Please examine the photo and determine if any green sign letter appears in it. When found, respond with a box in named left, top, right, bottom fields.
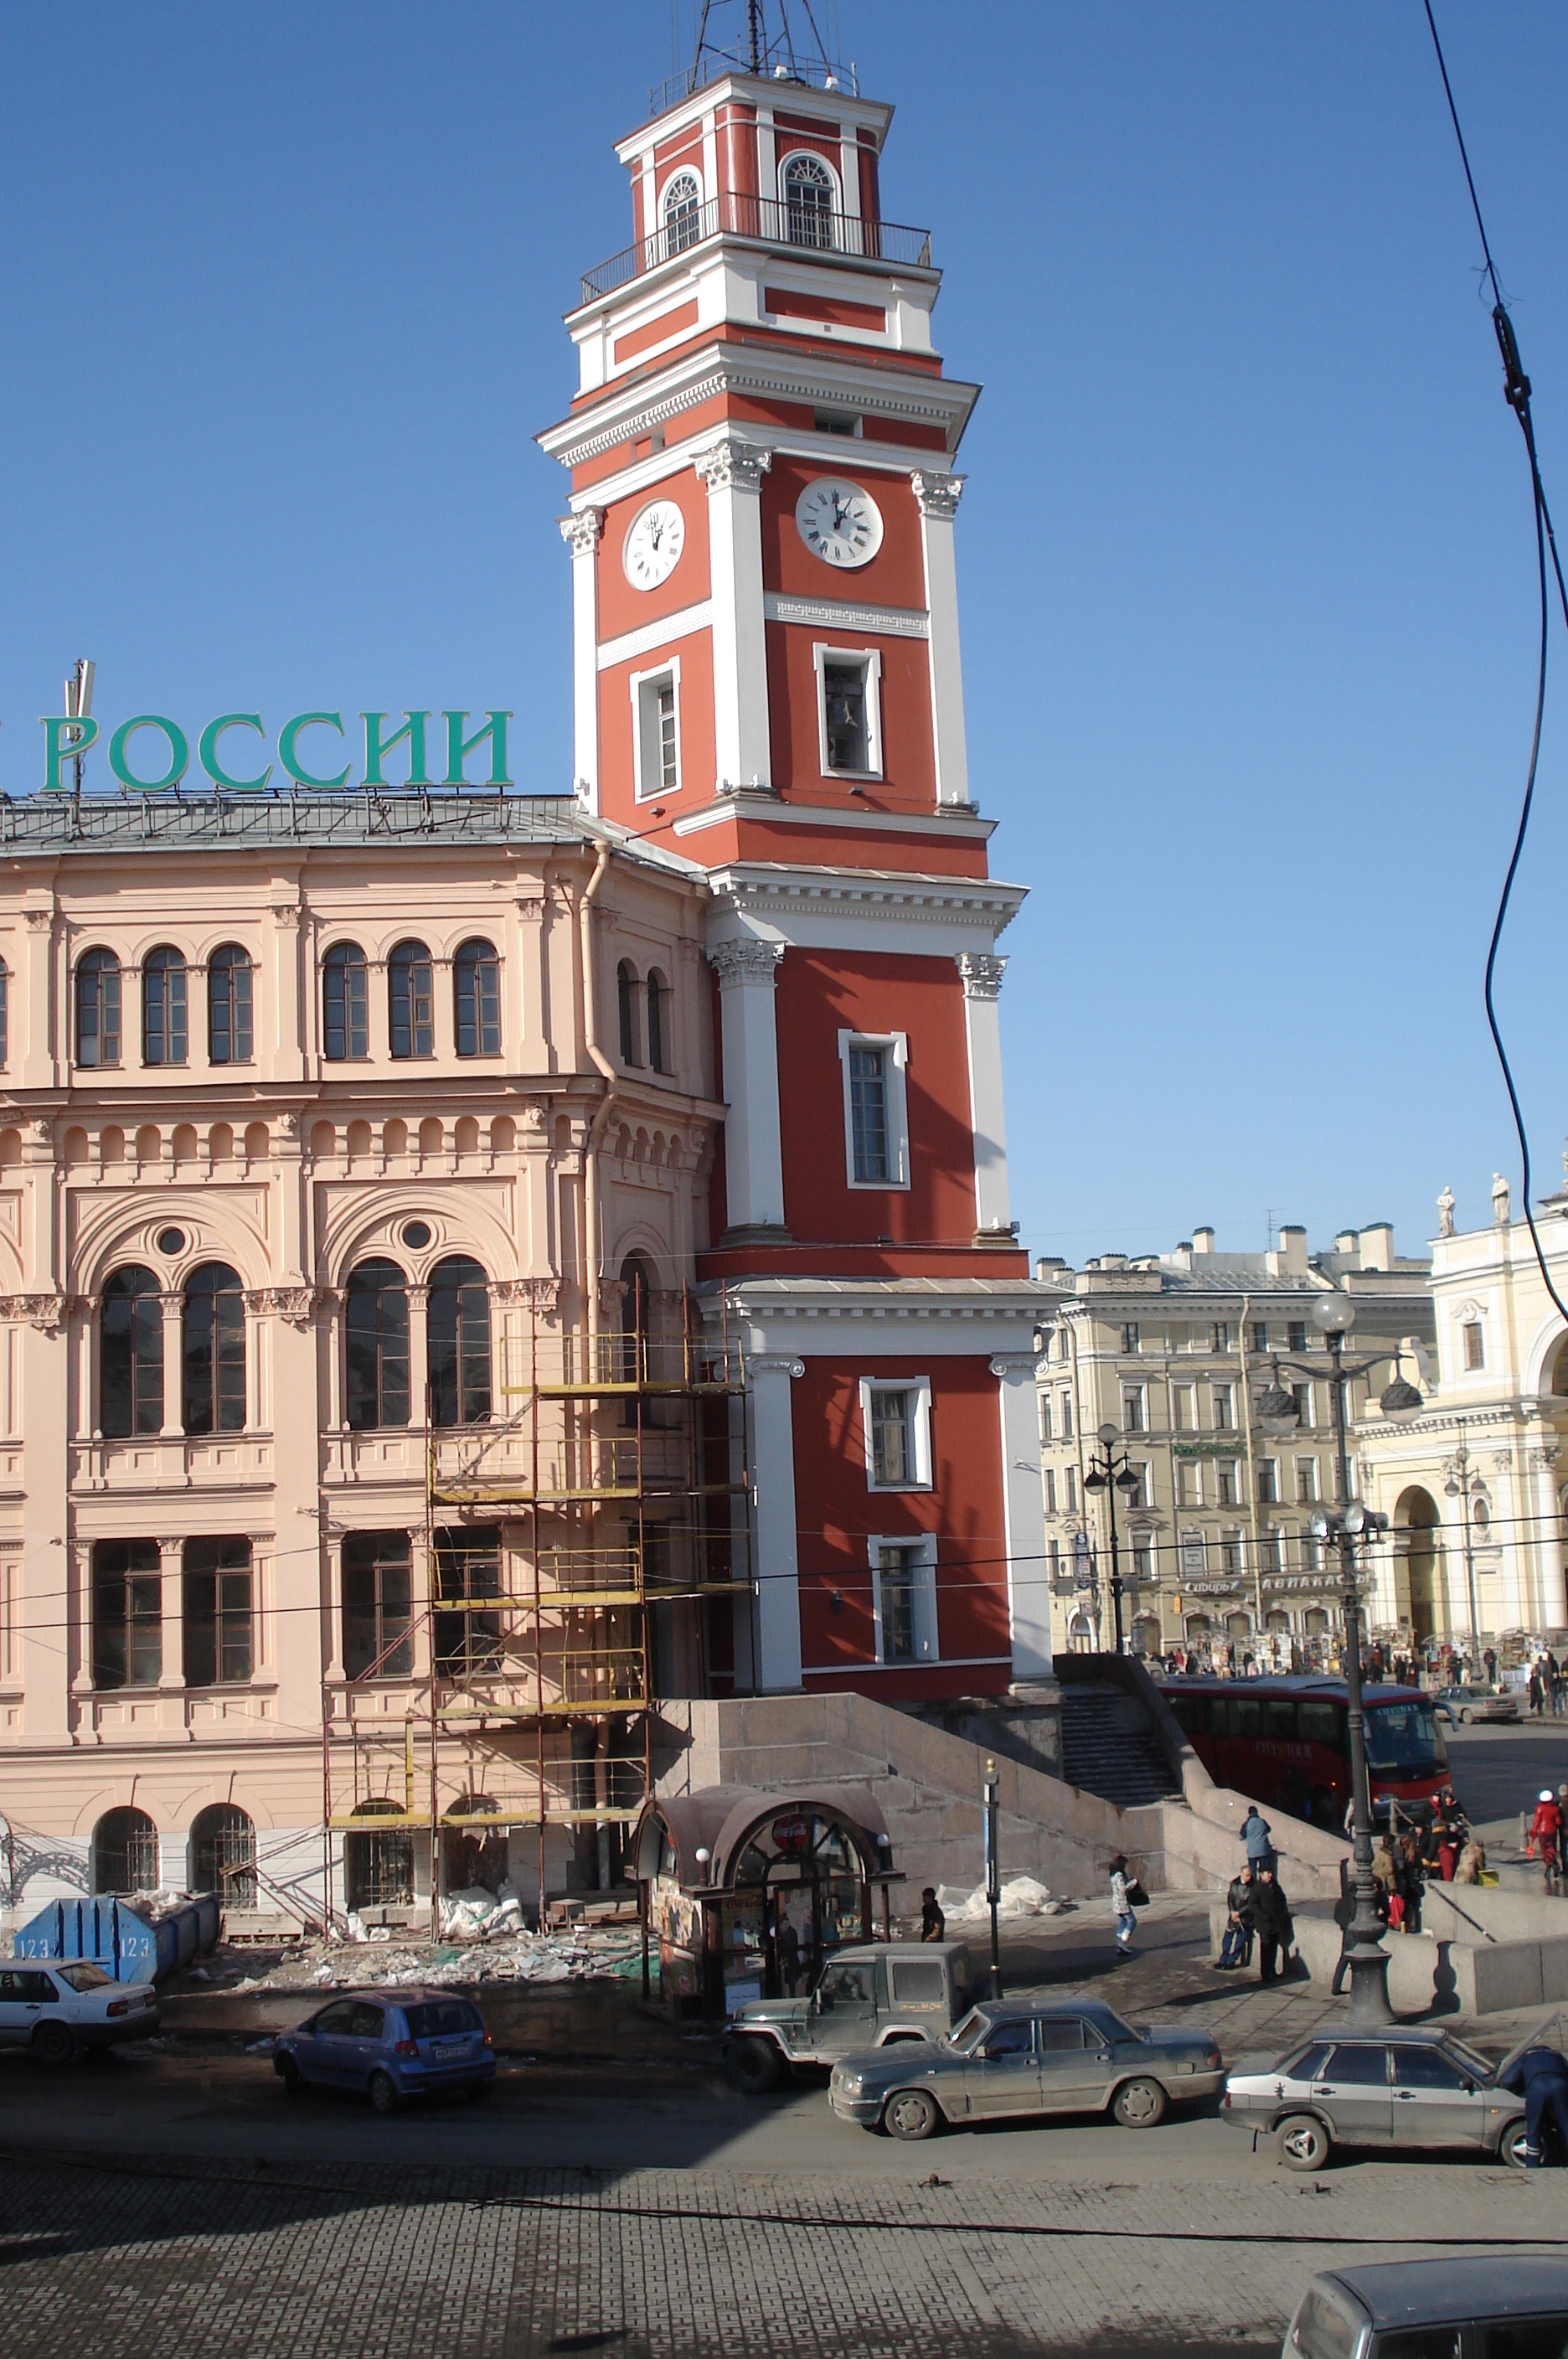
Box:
left=361, top=711, right=433, bottom=788
left=40, top=715, right=100, bottom=793
left=443, top=710, right=513, bottom=788
left=109, top=715, right=190, bottom=792
left=199, top=713, right=273, bottom=792
left=279, top=712, right=352, bottom=790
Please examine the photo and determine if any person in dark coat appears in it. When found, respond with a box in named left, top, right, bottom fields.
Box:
left=1219, top=1864, right=1256, bottom=1968
left=1497, top=2046, right=1568, bottom=2168
left=1251, top=1865, right=1293, bottom=1984
left=920, top=1887, right=945, bottom=1943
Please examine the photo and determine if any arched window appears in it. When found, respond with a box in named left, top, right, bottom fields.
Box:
left=454, top=938, right=501, bottom=1057
left=344, top=1797, right=414, bottom=1908
left=782, top=151, right=836, bottom=248
left=76, top=949, right=121, bottom=1069
left=617, top=961, right=641, bottom=1066
left=617, top=1252, right=656, bottom=1392
left=101, top=1266, right=163, bottom=1438
left=183, top=1537, right=252, bottom=1686
left=142, top=946, right=187, bottom=1066
left=427, top=1255, right=492, bottom=1428
left=92, top=1804, right=159, bottom=1896
left=190, top=1802, right=256, bottom=1907
left=346, top=1259, right=410, bottom=1430
left=322, top=942, right=369, bottom=1061
left=183, top=1262, right=245, bottom=1434
left=208, top=944, right=253, bottom=1065
left=663, top=169, right=702, bottom=255
left=389, top=940, right=434, bottom=1059
left=647, top=970, right=671, bottom=1075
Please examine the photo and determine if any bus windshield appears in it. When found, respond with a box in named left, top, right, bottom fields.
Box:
left=1363, top=1697, right=1447, bottom=1775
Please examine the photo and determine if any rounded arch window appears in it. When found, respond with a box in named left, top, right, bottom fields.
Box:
left=646, top=968, right=672, bottom=1076
left=616, top=960, right=642, bottom=1066
left=344, top=1799, right=414, bottom=1911
left=428, top=1255, right=492, bottom=1428
left=781, top=150, right=836, bottom=248
left=209, top=943, right=253, bottom=1065
left=454, top=937, right=501, bottom=1057
left=101, top=1266, right=163, bottom=1438
left=76, top=948, right=121, bottom=1070
left=190, top=1802, right=256, bottom=1907
left=92, top=1805, right=158, bottom=1896
left=322, top=942, right=369, bottom=1061
left=183, top=1262, right=245, bottom=1434
left=142, top=945, right=188, bottom=1066
left=389, top=939, right=434, bottom=1059
left=346, top=1259, right=410, bottom=1431
left=662, top=169, right=702, bottom=255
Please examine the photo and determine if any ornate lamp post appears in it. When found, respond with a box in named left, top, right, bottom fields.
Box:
left=1083, top=1422, right=1146, bottom=1655
left=1255, top=1294, right=1423, bottom=2026
left=1443, top=1422, right=1483, bottom=1655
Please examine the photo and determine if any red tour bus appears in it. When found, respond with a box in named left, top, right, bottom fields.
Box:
left=1158, top=1675, right=1452, bottom=1829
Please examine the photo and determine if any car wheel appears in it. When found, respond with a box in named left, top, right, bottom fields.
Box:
left=884, top=2088, right=941, bottom=2142
left=723, top=2037, right=784, bottom=2095
left=1460, top=1709, right=1473, bottom=1726
left=368, top=2070, right=400, bottom=2116
left=1112, top=2078, right=1168, bottom=2129
left=1501, top=2120, right=1534, bottom=2171
left=278, top=2056, right=302, bottom=2097
left=1277, top=2114, right=1331, bottom=2171
left=33, top=2021, right=75, bottom=2067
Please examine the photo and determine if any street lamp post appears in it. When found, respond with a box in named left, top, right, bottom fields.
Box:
left=1083, top=1422, right=1145, bottom=1655
left=983, top=1756, right=1002, bottom=1998
left=1256, top=1294, right=1424, bottom=2027
left=1444, top=1423, right=1483, bottom=1655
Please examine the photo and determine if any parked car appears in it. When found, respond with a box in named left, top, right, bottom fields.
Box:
left=724, top=1942, right=974, bottom=2093
left=0, top=1959, right=158, bottom=2062
left=273, top=1988, right=496, bottom=2114
left=1282, top=2254, right=1568, bottom=2358
left=1222, top=2026, right=1528, bottom=2170
left=1433, top=1685, right=1519, bottom=1727
left=828, top=1996, right=1224, bottom=2141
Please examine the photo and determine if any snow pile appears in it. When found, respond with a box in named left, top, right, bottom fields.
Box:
left=934, top=1875, right=1060, bottom=1923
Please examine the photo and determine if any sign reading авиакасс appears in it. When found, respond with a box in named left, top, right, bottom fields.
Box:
left=35, top=709, right=513, bottom=794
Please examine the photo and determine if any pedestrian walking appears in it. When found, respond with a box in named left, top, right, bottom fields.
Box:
left=1240, top=1804, right=1275, bottom=1873
left=1551, top=1658, right=1565, bottom=1718
left=1497, top=2045, right=1568, bottom=2169
left=920, top=1887, right=945, bottom=1942
left=1251, top=1865, right=1293, bottom=1984
left=1218, top=1864, right=1255, bottom=1969
left=1484, top=1645, right=1498, bottom=1684
left=1529, top=1790, right=1563, bottom=1882
left=1529, top=1665, right=1545, bottom=1718
left=1109, top=1853, right=1137, bottom=1954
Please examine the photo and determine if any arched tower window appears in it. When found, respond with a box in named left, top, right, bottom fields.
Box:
left=781, top=152, right=835, bottom=248
left=346, top=1259, right=410, bottom=1431
left=428, top=1255, right=492, bottom=1428
left=322, top=942, right=369, bottom=1061
left=617, top=961, right=642, bottom=1066
left=389, top=940, right=434, bottom=1059
left=454, top=938, right=501, bottom=1057
left=76, top=949, right=121, bottom=1069
left=101, top=1266, right=163, bottom=1438
left=183, top=1262, right=245, bottom=1434
left=142, top=946, right=188, bottom=1066
left=663, top=170, right=702, bottom=255
left=209, top=945, right=253, bottom=1064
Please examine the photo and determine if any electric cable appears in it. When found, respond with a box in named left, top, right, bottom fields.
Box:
left=1422, top=2, right=1568, bottom=1334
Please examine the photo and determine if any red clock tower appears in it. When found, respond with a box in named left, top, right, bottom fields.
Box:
left=539, top=50, right=1050, bottom=1702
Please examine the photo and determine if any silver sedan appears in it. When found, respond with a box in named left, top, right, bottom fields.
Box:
left=1222, top=2026, right=1527, bottom=2169
left=1434, top=1685, right=1519, bottom=1726
left=829, top=1996, right=1224, bottom=2141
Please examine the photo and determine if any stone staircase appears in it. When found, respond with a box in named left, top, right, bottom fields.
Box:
left=1059, top=1680, right=1183, bottom=1809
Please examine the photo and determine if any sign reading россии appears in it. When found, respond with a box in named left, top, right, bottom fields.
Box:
left=37, top=709, right=513, bottom=794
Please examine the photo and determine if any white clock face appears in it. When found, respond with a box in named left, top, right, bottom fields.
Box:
left=622, top=498, right=685, bottom=591
left=795, top=477, right=884, bottom=570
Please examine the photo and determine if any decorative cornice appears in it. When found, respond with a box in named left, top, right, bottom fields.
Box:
left=956, top=952, right=1006, bottom=1001
left=559, top=507, right=606, bottom=558
left=761, top=591, right=929, bottom=641
left=910, top=468, right=965, bottom=522
left=694, top=438, right=771, bottom=497
left=707, top=938, right=784, bottom=990
left=711, top=869, right=1025, bottom=932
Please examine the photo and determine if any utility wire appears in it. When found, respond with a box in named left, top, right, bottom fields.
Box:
left=1422, top=3, right=1568, bottom=1335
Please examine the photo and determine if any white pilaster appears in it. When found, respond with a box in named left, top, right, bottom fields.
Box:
left=560, top=508, right=605, bottom=813
left=912, top=471, right=970, bottom=807
left=993, top=1353, right=1052, bottom=1679
left=1532, top=1445, right=1567, bottom=1629
left=750, top=1354, right=804, bottom=1691
left=708, top=939, right=786, bottom=1232
left=956, top=953, right=1010, bottom=1237
left=694, top=439, right=771, bottom=793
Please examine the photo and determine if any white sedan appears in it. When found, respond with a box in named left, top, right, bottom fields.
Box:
left=0, top=1960, right=159, bottom=2061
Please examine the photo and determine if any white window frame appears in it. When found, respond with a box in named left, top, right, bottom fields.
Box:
left=868, top=1531, right=938, bottom=1665
left=777, top=145, right=841, bottom=212
left=1122, top=1383, right=1146, bottom=1434
left=838, top=1028, right=910, bottom=1190
left=1171, top=1383, right=1194, bottom=1433
left=660, top=166, right=704, bottom=230
left=859, top=1374, right=933, bottom=1493
left=629, top=657, right=682, bottom=803
left=1176, top=1458, right=1202, bottom=1509
left=1043, top=1466, right=1057, bottom=1515
left=813, top=643, right=883, bottom=781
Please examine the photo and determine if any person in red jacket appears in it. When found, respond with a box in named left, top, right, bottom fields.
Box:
left=1528, top=1789, right=1563, bottom=1866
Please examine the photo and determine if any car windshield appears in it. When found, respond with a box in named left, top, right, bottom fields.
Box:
left=1364, top=1698, right=1448, bottom=1773
left=53, top=1962, right=116, bottom=1992
left=946, top=2010, right=988, bottom=2055
left=1444, top=2036, right=1495, bottom=2083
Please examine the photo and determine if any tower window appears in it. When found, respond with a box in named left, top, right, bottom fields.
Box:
left=869, top=1535, right=938, bottom=1664
left=861, top=1377, right=933, bottom=1491
left=661, top=170, right=702, bottom=256
left=1464, top=1320, right=1485, bottom=1371
left=632, top=663, right=681, bottom=802
left=781, top=151, right=836, bottom=248
left=814, top=646, right=882, bottom=779
left=839, top=1030, right=910, bottom=1190
left=814, top=410, right=861, bottom=438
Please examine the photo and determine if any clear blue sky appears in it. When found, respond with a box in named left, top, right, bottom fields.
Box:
left=3, top=3, right=1565, bottom=1270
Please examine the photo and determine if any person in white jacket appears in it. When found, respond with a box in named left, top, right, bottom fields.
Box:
left=1110, top=1853, right=1137, bottom=1954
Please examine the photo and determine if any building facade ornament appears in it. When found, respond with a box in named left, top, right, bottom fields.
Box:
left=1492, top=1171, right=1511, bottom=1226
left=750, top=1355, right=806, bottom=1380
left=23, top=906, right=53, bottom=932
left=0, top=1296, right=65, bottom=1332
left=492, top=1278, right=560, bottom=1314
left=1531, top=1444, right=1562, bottom=1472
left=956, top=952, right=1006, bottom=1001
left=707, top=938, right=784, bottom=990
left=559, top=506, right=605, bottom=558
left=910, top=468, right=966, bottom=522
left=1491, top=1449, right=1514, bottom=1474
left=244, top=1288, right=324, bottom=1329
left=1437, top=1185, right=1456, bottom=1240
left=694, top=438, right=771, bottom=498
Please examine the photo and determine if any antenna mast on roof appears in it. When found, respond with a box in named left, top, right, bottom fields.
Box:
left=686, top=0, right=839, bottom=90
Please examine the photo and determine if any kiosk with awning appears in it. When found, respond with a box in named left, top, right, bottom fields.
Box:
left=632, top=1787, right=900, bottom=2017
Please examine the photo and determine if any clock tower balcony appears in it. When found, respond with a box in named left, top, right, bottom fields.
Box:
left=578, top=193, right=933, bottom=310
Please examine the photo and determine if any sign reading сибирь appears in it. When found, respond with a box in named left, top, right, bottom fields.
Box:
left=36, top=710, right=513, bottom=793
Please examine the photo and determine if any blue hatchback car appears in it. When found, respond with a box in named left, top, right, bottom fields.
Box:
left=273, top=1987, right=496, bottom=2114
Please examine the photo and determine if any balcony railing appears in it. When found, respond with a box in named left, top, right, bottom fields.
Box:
left=647, top=54, right=860, bottom=119
left=580, top=193, right=932, bottom=306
